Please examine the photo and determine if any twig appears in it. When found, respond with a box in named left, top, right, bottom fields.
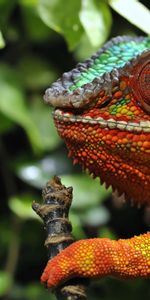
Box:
left=32, top=176, right=88, bottom=300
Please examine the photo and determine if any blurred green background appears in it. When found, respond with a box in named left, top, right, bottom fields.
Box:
left=0, top=0, right=150, bottom=299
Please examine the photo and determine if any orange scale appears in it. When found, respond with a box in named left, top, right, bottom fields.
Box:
left=134, top=110, right=140, bottom=115
left=114, top=91, right=123, bottom=98
left=120, top=81, right=127, bottom=90
left=105, top=134, right=112, bottom=140
left=140, top=134, right=147, bottom=141
left=130, top=106, right=138, bottom=112
left=111, top=99, right=117, bottom=105
left=91, top=154, right=97, bottom=160
left=143, top=141, right=150, bottom=148
left=137, top=141, right=143, bottom=147
left=103, top=111, right=110, bottom=117
left=125, top=94, right=131, bottom=100
left=117, top=132, right=126, bottom=138
left=132, top=135, right=141, bottom=142
left=106, top=140, right=111, bottom=145
left=111, top=136, right=118, bottom=142
left=121, top=138, right=128, bottom=144
left=82, top=151, right=87, bottom=157
left=147, top=136, right=150, bottom=142
left=117, top=139, right=123, bottom=144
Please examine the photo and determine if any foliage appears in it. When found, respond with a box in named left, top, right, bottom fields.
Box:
left=0, top=1, right=149, bottom=299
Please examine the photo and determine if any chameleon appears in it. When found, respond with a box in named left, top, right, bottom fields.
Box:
left=41, top=36, right=150, bottom=289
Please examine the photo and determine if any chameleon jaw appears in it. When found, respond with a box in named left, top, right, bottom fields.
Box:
left=54, top=108, right=150, bottom=133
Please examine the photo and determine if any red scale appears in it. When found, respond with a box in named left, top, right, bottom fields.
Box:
left=130, top=51, right=150, bottom=113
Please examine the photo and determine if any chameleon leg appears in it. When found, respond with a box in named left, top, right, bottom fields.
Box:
left=41, top=232, right=150, bottom=288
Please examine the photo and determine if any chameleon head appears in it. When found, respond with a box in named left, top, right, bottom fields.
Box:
left=44, top=36, right=150, bottom=205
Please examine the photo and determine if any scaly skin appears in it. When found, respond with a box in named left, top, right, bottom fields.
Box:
left=41, top=234, right=150, bottom=288
left=42, top=36, right=150, bottom=288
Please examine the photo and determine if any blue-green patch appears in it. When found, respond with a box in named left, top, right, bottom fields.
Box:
left=69, top=38, right=150, bottom=92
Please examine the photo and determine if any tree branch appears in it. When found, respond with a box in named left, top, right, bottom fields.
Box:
left=32, top=176, right=88, bottom=300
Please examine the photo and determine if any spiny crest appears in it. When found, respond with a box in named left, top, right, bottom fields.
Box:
left=44, top=36, right=150, bottom=109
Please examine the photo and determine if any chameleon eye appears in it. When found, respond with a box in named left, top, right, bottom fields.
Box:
left=130, top=51, right=150, bottom=113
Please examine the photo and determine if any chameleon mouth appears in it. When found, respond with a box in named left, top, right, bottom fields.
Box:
left=53, top=108, right=150, bottom=133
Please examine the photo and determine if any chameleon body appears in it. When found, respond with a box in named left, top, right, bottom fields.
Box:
left=42, top=36, right=150, bottom=288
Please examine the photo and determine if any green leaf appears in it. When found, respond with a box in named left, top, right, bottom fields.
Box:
left=8, top=194, right=40, bottom=220
left=80, top=206, right=110, bottom=226
left=0, top=0, right=16, bottom=28
left=0, top=113, right=14, bottom=134
left=109, top=0, right=150, bottom=34
left=18, top=55, right=57, bottom=90
left=0, top=219, right=12, bottom=247
left=19, top=0, right=39, bottom=5
left=79, top=0, right=112, bottom=47
left=99, top=227, right=117, bottom=239
left=25, top=283, right=56, bottom=300
left=0, top=64, right=44, bottom=152
left=15, top=152, right=73, bottom=188
left=61, top=174, right=111, bottom=210
left=0, top=271, right=12, bottom=296
left=38, top=0, right=84, bottom=50
left=75, top=34, right=100, bottom=61
left=30, top=97, right=61, bottom=151
left=20, top=1, right=51, bottom=42
left=0, top=31, right=5, bottom=48
left=69, top=212, right=86, bottom=239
